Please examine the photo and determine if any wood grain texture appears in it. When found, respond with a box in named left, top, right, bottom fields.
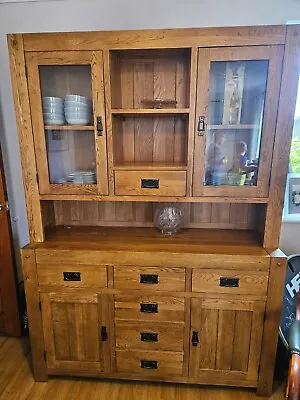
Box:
left=192, top=269, right=269, bottom=296
left=115, top=321, right=184, bottom=352
left=264, top=25, right=300, bottom=249
left=36, top=264, right=107, bottom=288
left=114, top=294, right=185, bottom=323
left=257, top=250, right=287, bottom=396
left=22, top=25, right=286, bottom=52
left=21, top=249, right=47, bottom=381
left=114, top=170, right=187, bottom=196
left=114, top=266, right=185, bottom=291
left=7, top=34, right=44, bottom=242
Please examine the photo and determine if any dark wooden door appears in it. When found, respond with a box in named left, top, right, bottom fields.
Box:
left=0, top=148, right=20, bottom=336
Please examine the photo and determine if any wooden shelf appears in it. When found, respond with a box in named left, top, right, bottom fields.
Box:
left=113, top=163, right=187, bottom=171
left=44, top=125, right=94, bottom=131
left=112, top=108, right=189, bottom=116
left=38, top=226, right=268, bottom=256
left=207, top=124, right=259, bottom=130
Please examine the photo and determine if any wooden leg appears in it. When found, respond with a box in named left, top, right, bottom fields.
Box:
left=22, top=249, right=48, bottom=381
left=257, top=251, right=287, bottom=397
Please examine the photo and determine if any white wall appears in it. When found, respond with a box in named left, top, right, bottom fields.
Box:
left=1, top=0, right=300, bottom=267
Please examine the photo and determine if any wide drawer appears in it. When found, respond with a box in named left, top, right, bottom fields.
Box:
left=114, top=295, right=185, bottom=323
left=36, top=264, right=107, bottom=288
left=114, top=266, right=185, bottom=291
left=114, top=170, right=186, bottom=196
left=115, top=321, right=184, bottom=352
left=192, top=269, right=269, bottom=296
left=116, top=350, right=183, bottom=376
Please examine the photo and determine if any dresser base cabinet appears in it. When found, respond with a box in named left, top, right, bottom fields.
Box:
left=20, top=226, right=285, bottom=397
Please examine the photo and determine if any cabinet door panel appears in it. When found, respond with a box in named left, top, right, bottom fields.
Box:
left=190, top=298, right=265, bottom=385
left=40, top=293, right=112, bottom=372
left=25, top=51, right=108, bottom=195
left=193, top=46, right=283, bottom=198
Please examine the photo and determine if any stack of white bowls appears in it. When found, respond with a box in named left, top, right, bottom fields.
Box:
left=67, top=171, right=96, bottom=184
left=42, top=97, right=64, bottom=125
left=64, top=95, right=92, bottom=125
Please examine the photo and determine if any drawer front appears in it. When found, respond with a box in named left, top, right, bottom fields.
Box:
left=115, top=322, right=184, bottom=352
left=114, top=266, right=185, bottom=291
left=116, top=350, right=183, bottom=376
left=114, top=295, right=185, bottom=323
left=114, top=170, right=186, bottom=196
left=192, top=269, right=269, bottom=296
left=37, top=264, right=107, bottom=288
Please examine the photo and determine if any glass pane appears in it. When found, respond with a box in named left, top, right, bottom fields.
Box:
left=46, top=129, right=96, bottom=184
left=38, top=65, right=96, bottom=185
left=289, top=76, right=300, bottom=173
left=204, top=60, right=268, bottom=187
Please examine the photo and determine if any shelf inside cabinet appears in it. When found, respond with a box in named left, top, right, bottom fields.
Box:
left=113, top=163, right=187, bottom=171
left=207, top=124, right=259, bottom=130
left=44, top=125, right=94, bottom=131
left=112, top=109, right=189, bottom=116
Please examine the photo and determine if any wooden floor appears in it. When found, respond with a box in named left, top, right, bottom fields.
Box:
left=0, top=336, right=285, bottom=400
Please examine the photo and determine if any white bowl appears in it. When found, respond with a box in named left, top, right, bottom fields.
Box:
left=64, top=101, right=92, bottom=108
left=42, top=97, right=63, bottom=106
left=64, top=95, right=90, bottom=104
left=65, top=112, right=91, bottom=119
left=64, top=106, right=92, bottom=113
left=44, top=118, right=65, bottom=126
left=43, top=108, right=64, bottom=115
left=65, top=117, right=90, bottom=125
left=43, top=112, right=64, bottom=119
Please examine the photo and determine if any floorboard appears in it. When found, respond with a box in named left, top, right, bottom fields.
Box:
left=0, top=337, right=285, bottom=399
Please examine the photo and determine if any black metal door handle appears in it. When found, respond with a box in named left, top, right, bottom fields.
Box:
left=140, top=303, right=158, bottom=313
left=97, top=116, right=103, bottom=136
left=192, top=331, right=199, bottom=347
left=63, top=272, right=81, bottom=281
left=101, top=326, right=108, bottom=341
left=141, top=179, right=159, bottom=189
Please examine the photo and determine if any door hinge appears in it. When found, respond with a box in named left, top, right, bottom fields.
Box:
left=39, top=301, right=42, bottom=311
left=5, top=201, right=9, bottom=212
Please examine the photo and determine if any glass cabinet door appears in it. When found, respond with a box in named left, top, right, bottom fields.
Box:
left=25, top=51, right=108, bottom=195
left=193, top=46, right=283, bottom=197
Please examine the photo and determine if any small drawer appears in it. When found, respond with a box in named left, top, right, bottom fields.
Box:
left=116, top=350, right=183, bottom=377
left=114, top=295, right=185, bottom=323
left=115, top=322, right=184, bottom=352
left=192, top=269, right=269, bottom=296
left=114, top=170, right=186, bottom=196
left=114, top=266, right=185, bottom=291
left=36, top=264, right=107, bottom=288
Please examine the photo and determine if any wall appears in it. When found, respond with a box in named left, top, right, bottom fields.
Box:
left=1, top=0, right=300, bottom=268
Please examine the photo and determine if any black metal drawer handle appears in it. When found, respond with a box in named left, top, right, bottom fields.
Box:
left=220, top=277, right=239, bottom=287
left=63, top=272, right=81, bottom=281
left=140, top=303, right=158, bottom=313
left=141, top=360, right=158, bottom=369
left=140, top=274, right=158, bottom=284
left=141, top=332, right=158, bottom=342
left=141, top=178, right=159, bottom=189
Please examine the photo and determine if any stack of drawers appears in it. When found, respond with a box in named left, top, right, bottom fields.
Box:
left=113, top=266, right=186, bottom=377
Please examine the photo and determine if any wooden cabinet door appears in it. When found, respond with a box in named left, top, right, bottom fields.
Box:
left=40, top=293, right=113, bottom=373
left=25, top=51, right=108, bottom=195
left=193, top=46, right=283, bottom=198
left=189, top=298, right=265, bottom=386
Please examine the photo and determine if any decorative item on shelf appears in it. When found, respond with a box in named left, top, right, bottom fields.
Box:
left=64, top=95, right=93, bottom=125
left=154, top=203, right=184, bottom=235
left=66, top=171, right=96, bottom=184
left=141, top=99, right=177, bottom=109
left=42, top=96, right=64, bottom=125
left=223, top=62, right=245, bottom=125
